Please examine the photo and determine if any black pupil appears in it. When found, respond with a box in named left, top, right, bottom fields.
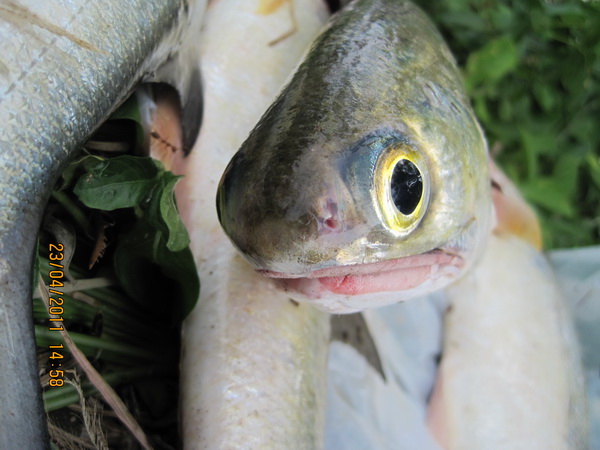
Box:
left=390, top=159, right=422, bottom=215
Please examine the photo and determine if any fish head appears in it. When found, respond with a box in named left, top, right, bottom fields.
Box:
left=216, top=0, right=493, bottom=312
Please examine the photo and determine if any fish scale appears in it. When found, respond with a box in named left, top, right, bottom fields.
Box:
left=0, top=0, right=206, bottom=446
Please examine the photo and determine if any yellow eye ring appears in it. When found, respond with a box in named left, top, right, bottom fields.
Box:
left=373, top=143, right=429, bottom=235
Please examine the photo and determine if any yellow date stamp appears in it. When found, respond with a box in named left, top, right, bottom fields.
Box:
left=46, top=243, right=66, bottom=387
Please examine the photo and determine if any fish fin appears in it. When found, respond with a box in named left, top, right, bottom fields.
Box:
left=489, top=159, right=542, bottom=250
left=331, top=313, right=386, bottom=381
left=147, top=84, right=189, bottom=173
left=179, top=67, right=203, bottom=153
left=147, top=63, right=203, bottom=154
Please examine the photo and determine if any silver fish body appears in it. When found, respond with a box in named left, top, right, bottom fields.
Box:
left=217, top=0, right=492, bottom=312
left=0, top=1, right=205, bottom=446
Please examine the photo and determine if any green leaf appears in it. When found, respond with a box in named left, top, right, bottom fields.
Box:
left=532, top=83, right=558, bottom=112
left=473, top=96, right=491, bottom=123
left=158, top=175, right=189, bottom=252
left=552, top=153, right=581, bottom=199
left=465, top=36, right=519, bottom=88
left=69, top=153, right=197, bottom=322
left=518, top=124, right=556, bottom=180
left=587, top=153, right=600, bottom=190
left=490, top=4, right=514, bottom=31
left=543, top=2, right=584, bottom=17
left=522, top=177, right=575, bottom=218
left=58, top=154, right=106, bottom=191
left=110, top=93, right=143, bottom=123
left=32, top=239, right=40, bottom=290
left=114, top=163, right=190, bottom=253
left=108, top=92, right=146, bottom=154
left=73, top=156, right=159, bottom=210
left=113, top=220, right=199, bottom=325
left=438, top=10, right=488, bottom=33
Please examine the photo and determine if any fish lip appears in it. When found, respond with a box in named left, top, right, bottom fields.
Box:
left=258, top=249, right=464, bottom=298
left=258, top=249, right=463, bottom=279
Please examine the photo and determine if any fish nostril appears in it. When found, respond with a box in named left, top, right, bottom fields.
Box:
left=323, top=217, right=338, bottom=230
left=317, top=198, right=342, bottom=233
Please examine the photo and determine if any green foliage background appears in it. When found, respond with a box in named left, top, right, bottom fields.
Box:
left=413, top=0, right=600, bottom=248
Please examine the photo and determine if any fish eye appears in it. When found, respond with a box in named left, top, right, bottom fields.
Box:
left=391, top=159, right=422, bottom=215
left=373, top=142, right=429, bottom=235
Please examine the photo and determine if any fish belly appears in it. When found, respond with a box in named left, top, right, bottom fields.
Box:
left=428, top=234, right=588, bottom=449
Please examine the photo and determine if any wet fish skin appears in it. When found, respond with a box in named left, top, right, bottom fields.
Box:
left=428, top=234, right=589, bottom=449
left=0, top=1, right=205, bottom=446
left=175, top=0, right=331, bottom=446
left=217, top=0, right=492, bottom=310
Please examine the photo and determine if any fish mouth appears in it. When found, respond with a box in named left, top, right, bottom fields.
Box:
left=258, top=250, right=464, bottom=297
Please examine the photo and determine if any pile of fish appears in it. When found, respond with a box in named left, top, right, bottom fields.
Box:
left=0, top=0, right=595, bottom=448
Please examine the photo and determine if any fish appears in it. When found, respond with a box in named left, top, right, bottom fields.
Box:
left=426, top=165, right=588, bottom=449
left=0, top=0, right=206, bottom=446
left=427, top=237, right=588, bottom=449
left=171, top=0, right=331, bottom=447
left=213, top=0, right=588, bottom=447
left=216, top=0, right=493, bottom=313
left=324, top=233, right=589, bottom=448
left=323, top=166, right=588, bottom=447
